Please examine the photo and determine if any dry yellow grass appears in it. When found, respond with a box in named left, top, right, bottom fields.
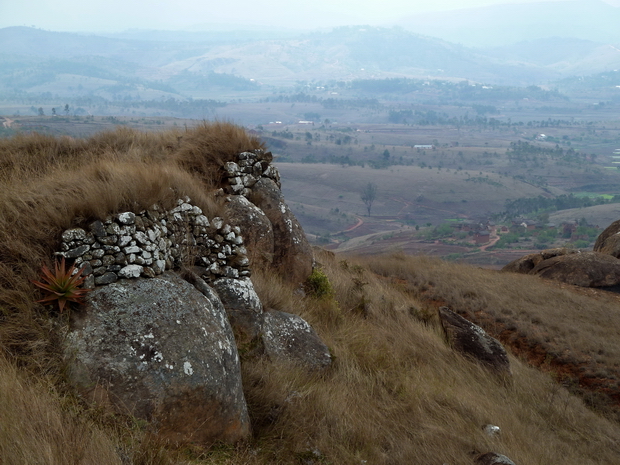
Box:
left=0, top=356, right=121, bottom=465
left=2, top=127, right=620, bottom=464
left=359, top=253, right=620, bottom=418
left=242, top=253, right=620, bottom=464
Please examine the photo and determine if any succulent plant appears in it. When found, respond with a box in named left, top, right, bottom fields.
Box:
left=32, top=257, right=91, bottom=313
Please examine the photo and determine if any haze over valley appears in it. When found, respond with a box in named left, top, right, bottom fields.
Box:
left=7, top=2, right=620, bottom=464
left=2, top=0, right=620, bottom=267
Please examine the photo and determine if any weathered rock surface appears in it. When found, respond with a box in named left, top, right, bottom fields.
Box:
left=438, top=307, right=511, bottom=375
left=529, top=251, right=620, bottom=287
left=594, top=219, right=620, bottom=258
left=212, top=277, right=264, bottom=341
left=502, top=247, right=578, bottom=274
left=502, top=248, right=620, bottom=288
left=475, top=452, right=517, bottom=465
left=65, top=272, right=250, bottom=445
left=224, top=195, right=274, bottom=270
left=261, top=310, right=332, bottom=370
left=250, top=178, right=313, bottom=284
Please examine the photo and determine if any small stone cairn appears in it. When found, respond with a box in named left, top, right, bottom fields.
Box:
left=59, top=198, right=250, bottom=288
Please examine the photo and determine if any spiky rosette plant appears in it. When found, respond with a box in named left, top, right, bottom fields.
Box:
left=32, top=257, right=91, bottom=313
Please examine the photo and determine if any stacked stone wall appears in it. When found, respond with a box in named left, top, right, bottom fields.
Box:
left=60, top=198, right=249, bottom=287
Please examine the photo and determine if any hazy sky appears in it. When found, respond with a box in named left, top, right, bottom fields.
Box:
left=3, top=0, right=617, bottom=33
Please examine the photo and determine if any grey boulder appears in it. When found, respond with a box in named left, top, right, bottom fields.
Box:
left=594, top=218, right=620, bottom=258
left=249, top=177, right=313, bottom=284
left=261, top=310, right=332, bottom=370
left=211, top=276, right=264, bottom=342
left=438, top=307, right=510, bottom=375
left=502, top=247, right=577, bottom=273
left=64, top=272, right=250, bottom=445
left=224, top=195, right=275, bottom=270
left=530, top=251, right=620, bottom=287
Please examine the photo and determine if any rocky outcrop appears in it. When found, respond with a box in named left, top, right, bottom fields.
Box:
left=502, top=247, right=577, bottom=274
left=58, top=149, right=324, bottom=445
left=594, top=219, right=620, bottom=258
left=261, top=310, right=332, bottom=370
left=502, top=246, right=620, bottom=288
left=529, top=251, right=620, bottom=287
left=65, top=272, right=250, bottom=445
left=438, top=307, right=511, bottom=375
left=217, top=150, right=313, bottom=284
left=504, top=250, right=620, bottom=288
left=249, top=178, right=313, bottom=284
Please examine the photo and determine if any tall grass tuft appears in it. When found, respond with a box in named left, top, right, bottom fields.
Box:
left=0, top=356, right=122, bottom=464
left=174, top=121, right=265, bottom=187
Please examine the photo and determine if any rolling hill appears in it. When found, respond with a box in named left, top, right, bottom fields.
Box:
left=2, top=22, right=620, bottom=102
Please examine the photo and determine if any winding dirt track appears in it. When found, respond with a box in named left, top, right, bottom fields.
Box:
left=343, top=216, right=364, bottom=232
left=479, top=227, right=500, bottom=251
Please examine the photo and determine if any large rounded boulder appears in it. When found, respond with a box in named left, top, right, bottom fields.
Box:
left=529, top=251, right=620, bottom=287
left=249, top=178, right=313, bottom=284
left=64, top=272, right=250, bottom=445
left=594, top=219, right=620, bottom=258
left=502, top=248, right=577, bottom=274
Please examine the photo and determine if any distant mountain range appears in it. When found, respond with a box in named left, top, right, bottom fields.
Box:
left=1, top=16, right=619, bottom=102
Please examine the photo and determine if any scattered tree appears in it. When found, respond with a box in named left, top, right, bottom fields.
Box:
left=361, top=182, right=377, bottom=216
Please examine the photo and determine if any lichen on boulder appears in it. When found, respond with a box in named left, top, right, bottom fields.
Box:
left=65, top=272, right=250, bottom=445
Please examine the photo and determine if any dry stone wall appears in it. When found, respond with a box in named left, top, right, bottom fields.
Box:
left=59, top=198, right=250, bottom=287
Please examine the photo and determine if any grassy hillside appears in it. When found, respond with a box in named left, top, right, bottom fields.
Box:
left=549, top=203, right=620, bottom=228
left=2, top=127, right=620, bottom=463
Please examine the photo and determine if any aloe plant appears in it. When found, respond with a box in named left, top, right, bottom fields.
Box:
left=32, top=257, right=91, bottom=313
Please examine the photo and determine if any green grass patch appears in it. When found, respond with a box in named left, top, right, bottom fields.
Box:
left=573, top=192, right=616, bottom=199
